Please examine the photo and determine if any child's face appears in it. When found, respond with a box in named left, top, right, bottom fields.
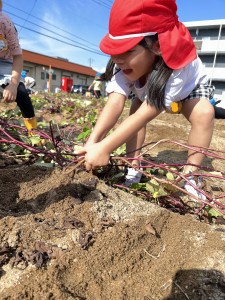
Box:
left=111, top=44, right=157, bottom=82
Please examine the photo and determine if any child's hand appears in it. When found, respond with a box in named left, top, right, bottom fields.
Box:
left=3, top=83, right=17, bottom=102
left=75, top=143, right=110, bottom=171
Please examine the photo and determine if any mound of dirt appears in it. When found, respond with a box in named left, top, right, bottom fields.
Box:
left=0, top=165, right=225, bottom=300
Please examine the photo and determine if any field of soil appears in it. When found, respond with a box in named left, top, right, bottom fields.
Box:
left=1, top=110, right=225, bottom=299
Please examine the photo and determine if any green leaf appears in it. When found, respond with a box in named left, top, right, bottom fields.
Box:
left=158, top=168, right=166, bottom=175
left=166, top=172, right=175, bottom=181
left=150, top=178, right=160, bottom=187
left=158, top=185, right=168, bottom=196
left=129, top=182, right=147, bottom=190
left=153, top=191, right=159, bottom=199
left=58, top=120, right=69, bottom=126
left=12, top=145, right=24, bottom=154
left=112, top=144, right=126, bottom=156
left=77, top=129, right=91, bottom=142
left=20, top=135, right=31, bottom=144
left=163, top=182, right=178, bottom=193
left=29, top=135, right=42, bottom=146
left=36, top=121, right=48, bottom=127
left=146, top=182, right=155, bottom=194
left=82, top=126, right=90, bottom=132
left=146, top=179, right=168, bottom=197
left=207, top=207, right=224, bottom=218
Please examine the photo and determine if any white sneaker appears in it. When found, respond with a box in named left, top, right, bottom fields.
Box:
left=184, top=176, right=206, bottom=201
left=125, top=167, right=143, bottom=186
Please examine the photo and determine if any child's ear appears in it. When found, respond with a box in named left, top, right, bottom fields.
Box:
left=152, top=41, right=161, bottom=55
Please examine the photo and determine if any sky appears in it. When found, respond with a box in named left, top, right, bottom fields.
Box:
left=3, top=0, right=225, bottom=73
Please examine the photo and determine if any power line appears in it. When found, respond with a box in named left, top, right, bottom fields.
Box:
left=18, top=0, right=37, bottom=34
left=13, top=22, right=108, bottom=57
left=5, top=10, right=101, bottom=52
left=90, top=0, right=111, bottom=9
left=4, top=2, right=110, bottom=59
left=103, top=0, right=114, bottom=3
left=4, top=3, right=102, bottom=48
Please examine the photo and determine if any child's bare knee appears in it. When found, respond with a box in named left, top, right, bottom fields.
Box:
left=192, top=104, right=214, bottom=126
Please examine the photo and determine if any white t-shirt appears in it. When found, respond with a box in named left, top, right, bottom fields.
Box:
left=106, top=57, right=209, bottom=110
left=25, top=76, right=35, bottom=85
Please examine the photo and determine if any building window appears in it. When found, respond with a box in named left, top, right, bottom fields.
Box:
left=41, top=72, right=45, bottom=80
left=221, top=28, right=225, bottom=40
left=199, top=55, right=214, bottom=67
left=78, top=78, right=86, bottom=85
left=41, top=72, right=56, bottom=80
left=212, top=81, right=225, bottom=96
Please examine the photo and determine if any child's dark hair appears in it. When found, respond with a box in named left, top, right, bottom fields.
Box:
left=146, top=57, right=173, bottom=110
left=104, top=35, right=173, bottom=110
left=139, top=35, right=173, bottom=110
left=102, top=59, right=115, bottom=81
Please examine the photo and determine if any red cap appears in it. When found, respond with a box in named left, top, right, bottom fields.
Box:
left=100, top=0, right=197, bottom=70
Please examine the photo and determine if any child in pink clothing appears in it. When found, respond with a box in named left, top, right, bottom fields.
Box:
left=0, top=1, right=37, bottom=132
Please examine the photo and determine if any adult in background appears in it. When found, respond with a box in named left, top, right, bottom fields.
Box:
left=88, top=73, right=103, bottom=99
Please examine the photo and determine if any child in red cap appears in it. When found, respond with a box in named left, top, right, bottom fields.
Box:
left=76, top=0, right=215, bottom=200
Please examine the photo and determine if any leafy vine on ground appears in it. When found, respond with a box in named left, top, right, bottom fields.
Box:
left=0, top=91, right=225, bottom=224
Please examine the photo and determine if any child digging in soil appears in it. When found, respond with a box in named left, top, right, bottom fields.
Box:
left=76, top=0, right=215, bottom=200
left=0, top=0, right=37, bottom=134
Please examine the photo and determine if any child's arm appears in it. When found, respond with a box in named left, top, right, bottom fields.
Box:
left=3, top=54, right=23, bottom=102
left=86, top=92, right=126, bottom=145
left=77, top=101, right=161, bottom=170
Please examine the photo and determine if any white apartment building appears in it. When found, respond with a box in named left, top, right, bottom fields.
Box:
left=184, top=19, right=225, bottom=101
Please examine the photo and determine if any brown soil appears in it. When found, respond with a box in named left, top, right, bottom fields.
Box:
left=1, top=113, right=225, bottom=299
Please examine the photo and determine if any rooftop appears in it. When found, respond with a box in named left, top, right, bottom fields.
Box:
left=22, top=49, right=96, bottom=77
left=184, top=19, right=225, bottom=28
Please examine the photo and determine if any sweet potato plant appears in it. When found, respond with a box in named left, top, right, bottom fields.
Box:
left=0, top=91, right=225, bottom=223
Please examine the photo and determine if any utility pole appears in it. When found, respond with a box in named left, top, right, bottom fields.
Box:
left=43, top=66, right=54, bottom=92
left=48, top=65, right=52, bottom=93
left=88, top=58, right=94, bottom=67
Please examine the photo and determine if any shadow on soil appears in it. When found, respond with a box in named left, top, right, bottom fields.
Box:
left=164, top=268, right=225, bottom=300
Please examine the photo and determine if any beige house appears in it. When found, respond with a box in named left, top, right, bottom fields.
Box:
left=22, top=49, right=96, bottom=92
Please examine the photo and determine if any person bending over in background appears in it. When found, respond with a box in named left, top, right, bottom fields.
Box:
left=88, top=73, right=103, bottom=99
left=0, top=0, right=37, bottom=134
left=76, top=0, right=215, bottom=200
left=210, top=98, right=225, bottom=119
